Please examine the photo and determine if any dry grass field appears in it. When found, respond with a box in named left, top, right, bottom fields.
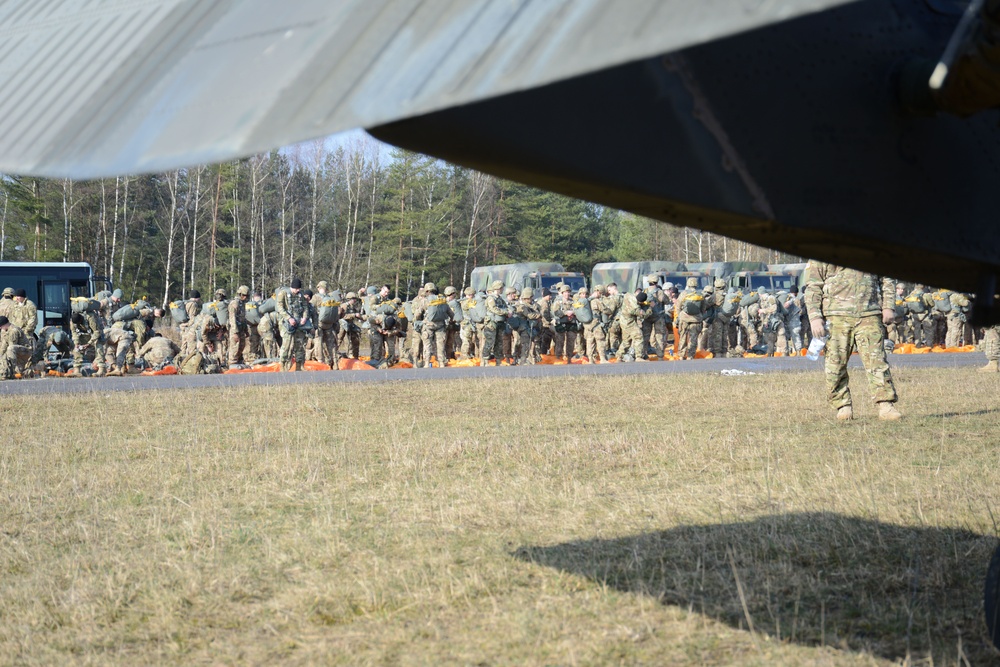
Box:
left=1, top=366, right=998, bottom=665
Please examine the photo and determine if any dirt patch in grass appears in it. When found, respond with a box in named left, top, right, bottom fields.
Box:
left=0, top=368, right=997, bottom=665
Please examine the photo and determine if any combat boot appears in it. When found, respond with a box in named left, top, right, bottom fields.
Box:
left=878, top=402, right=902, bottom=420
left=836, top=405, right=853, bottom=420
left=93, top=367, right=107, bottom=378
left=106, top=366, right=123, bottom=377
left=978, top=360, right=999, bottom=373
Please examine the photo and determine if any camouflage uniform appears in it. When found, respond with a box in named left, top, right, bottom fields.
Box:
left=904, top=286, right=934, bottom=347
left=276, top=284, right=314, bottom=371
left=481, top=281, right=508, bottom=366
left=419, top=284, right=449, bottom=368
left=459, top=287, right=479, bottom=359
left=0, top=289, right=13, bottom=319
left=758, top=293, right=787, bottom=356
left=104, top=325, right=135, bottom=374
left=8, top=297, right=38, bottom=337
left=803, top=262, right=898, bottom=415
left=582, top=286, right=609, bottom=363
left=310, top=282, right=339, bottom=366
left=228, top=286, right=249, bottom=365
left=70, top=313, right=106, bottom=375
left=928, top=289, right=951, bottom=346
left=549, top=288, right=577, bottom=360
left=643, top=278, right=669, bottom=357
left=782, top=289, right=804, bottom=354
left=945, top=292, right=971, bottom=348
left=0, top=322, right=32, bottom=379
left=367, top=312, right=399, bottom=368
left=245, top=296, right=264, bottom=361
left=705, top=279, right=731, bottom=357
left=258, top=311, right=282, bottom=359
left=32, top=326, right=72, bottom=364
left=537, top=293, right=554, bottom=356
left=675, top=278, right=707, bottom=360
left=444, top=288, right=462, bottom=361
left=603, top=287, right=624, bottom=354
left=179, top=296, right=203, bottom=357
left=513, top=288, right=542, bottom=364
left=980, top=325, right=1000, bottom=372
left=619, top=291, right=651, bottom=361
left=137, top=335, right=180, bottom=369
left=337, top=294, right=363, bottom=359
left=502, top=287, right=520, bottom=361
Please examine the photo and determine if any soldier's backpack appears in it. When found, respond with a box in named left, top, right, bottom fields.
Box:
left=722, top=291, right=741, bottom=317
left=572, top=297, right=594, bottom=324
left=739, top=292, right=759, bottom=308
left=317, top=297, right=341, bottom=330
left=488, top=295, right=508, bottom=323
left=202, top=300, right=229, bottom=326
left=259, top=297, right=276, bottom=315
left=169, top=300, right=190, bottom=324
left=112, top=303, right=140, bottom=322
left=905, top=294, right=926, bottom=314
left=894, top=298, right=907, bottom=319
left=447, top=299, right=464, bottom=325
left=244, top=300, right=262, bottom=326
left=425, top=297, right=450, bottom=324
left=933, top=291, right=952, bottom=313
left=681, top=292, right=705, bottom=316
left=71, top=296, right=101, bottom=314
left=178, top=351, right=204, bottom=375
left=471, top=293, right=488, bottom=324
left=374, top=301, right=397, bottom=316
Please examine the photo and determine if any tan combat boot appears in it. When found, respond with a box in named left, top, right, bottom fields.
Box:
left=978, top=360, right=999, bottom=373
left=878, top=402, right=902, bottom=420
left=93, top=367, right=107, bottom=378
left=106, top=366, right=123, bottom=377
left=836, top=405, right=853, bottom=421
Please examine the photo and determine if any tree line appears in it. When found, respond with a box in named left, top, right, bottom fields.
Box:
left=0, top=136, right=797, bottom=303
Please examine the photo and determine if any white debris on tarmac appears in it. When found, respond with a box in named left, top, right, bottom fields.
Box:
left=720, top=369, right=758, bottom=376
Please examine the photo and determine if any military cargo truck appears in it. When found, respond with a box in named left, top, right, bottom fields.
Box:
left=469, top=262, right=585, bottom=295
left=591, top=261, right=685, bottom=294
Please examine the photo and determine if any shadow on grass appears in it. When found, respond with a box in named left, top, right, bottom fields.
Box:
left=927, top=408, right=1000, bottom=419
left=514, top=512, right=997, bottom=662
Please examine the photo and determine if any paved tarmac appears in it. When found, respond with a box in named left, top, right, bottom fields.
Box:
left=0, top=351, right=985, bottom=396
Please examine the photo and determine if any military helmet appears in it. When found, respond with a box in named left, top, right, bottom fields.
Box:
left=662, top=282, right=673, bottom=290
left=685, top=277, right=698, bottom=289
left=316, top=280, right=329, bottom=290
left=521, top=287, right=534, bottom=299
left=703, top=284, right=715, bottom=293
left=237, top=285, right=250, bottom=296
left=490, top=280, right=504, bottom=291
left=506, top=286, right=517, bottom=295
left=345, top=291, right=358, bottom=300
left=1, top=287, right=12, bottom=297
left=424, top=282, right=436, bottom=292
left=714, top=278, right=726, bottom=289
left=560, top=283, right=572, bottom=293
left=444, top=286, right=457, bottom=296
left=464, top=287, right=475, bottom=296
left=215, top=288, right=227, bottom=298
left=593, top=283, right=605, bottom=293
left=646, top=274, right=658, bottom=284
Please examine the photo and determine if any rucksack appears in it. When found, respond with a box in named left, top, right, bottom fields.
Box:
left=572, top=298, right=594, bottom=324
left=112, top=304, right=140, bottom=322
left=244, top=301, right=262, bottom=326
left=71, top=297, right=101, bottom=314
left=169, top=300, right=190, bottom=324
left=739, top=292, right=759, bottom=308
left=447, top=299, right=464, bottom=324
left=471, top=294, right=488, bottom=324
left=317, top=297, right=341, bottom=330
left=933, top=292, right=951, bottom=313
left=682, top=292, right=704, bottom=316
left=425, top=297, right=449, bottom=324
left=202, top=300, right=229, bottom=326
left=905, top=294, right=925, bottom=314
left=178, top=351, right=203, bottom=375
left=721, top=292, right=740, bottom=317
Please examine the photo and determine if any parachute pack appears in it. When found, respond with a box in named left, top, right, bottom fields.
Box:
left=169, top=300, right=190, bottom=324
left=71, top=297, right=101, bottom=314
left=244, top=301, right=261, bottom=326
left=447, top=299, right=463, bottom=324
left=317, top=297, right=341, bottom=330
left=202, top=300, right=229, bottom=326
left=682, top=292, right=705, bottom=316
left=933, top=292, right=951, bottom=313
left=572, top=298, right=594, bottom=324
left=721, top=291, right=741, bottom=317
left=425, top=297, right=450, bottom=324
left=905, top=294, right=926, bottom=314
left=112, top=303, right=141, bottom=322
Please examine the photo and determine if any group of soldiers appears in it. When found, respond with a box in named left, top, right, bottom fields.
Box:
left=0, top=272, right=990, bottom=379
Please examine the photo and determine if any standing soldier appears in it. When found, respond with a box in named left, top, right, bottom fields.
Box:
left=537, top=289, right=554, bottom=356
left=481, top=281, right=508, bottom=367
left=276, top=278, right=314, bottom=371
left=367, top=314, right=399, bottom=368
left=905, top=284, right=934, bottom=347
left=179, top=289, right=202, bottom=358
left=459, top=287, right=479, bottom=360
left=513, top=287, right=543, bottom=365
left=758, top=292, right=787, bottom=356
left=228, top=285, right=250, bottom=366
left=338, top=292, right=363, bottom=359
left=803, top=261, right=901, bottom=420
left=643, top=276, right=669, bottom=358
left=68, top=312, right=107, bottom=377
left=420, top=283, right=449, bottom=368
left=8, top=288, right=38, bottom=339
left=311, top=281, right=340, bottom=367
left=245, top=290, right=264, bottom=361
left=550, top=284, right=577, bottom=361
left=604, top=283, right=624, bottom=355
left=675, top=277, right=707, bottom=360
left=582, top=285, right=610, bottom=364
left=408, top=286, right=428, bottom=366
left=705, top=279, right=731, bottom=358
left=782, top=286, right=804, bottom=355
left=443, top=287, right=462, bottom=361
left=619, top=290, right=651, bottom=361
left=502, top=286, right=520, bottom=362
left=0, top=287, right=14, bottom=318
left=0, top=316, right=33, bottom=379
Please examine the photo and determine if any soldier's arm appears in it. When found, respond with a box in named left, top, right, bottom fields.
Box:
left=275, top=292, right=292, bottom=320
left=137, top=339, right=154, bottom=357
left=880, top=278, right=895, bottom=312
left=802, top=262, right=829, bottom=322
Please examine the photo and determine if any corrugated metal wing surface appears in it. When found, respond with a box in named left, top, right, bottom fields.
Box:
left=0, top=0, right=856, bottom=177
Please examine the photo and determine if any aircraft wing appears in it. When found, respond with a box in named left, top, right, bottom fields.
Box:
left=0, top=0, right=854, bottom=178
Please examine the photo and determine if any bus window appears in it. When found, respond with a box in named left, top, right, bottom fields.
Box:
left=42, top=281, right=70, bottom=326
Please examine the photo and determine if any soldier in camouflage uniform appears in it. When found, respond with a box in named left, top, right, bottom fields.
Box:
left=619, top=290, right=651, bottom=361
left=481, top=280, right=508, bottom=367
left=103, top=325, right=135, bottom=376
left=980, top=325, right=1000, bottom=372
left=337, top=292, right=363, bottom=359
left=137, top=333, right=180, bottom=369
left=408, top=287, right=428, bottom=365
left=675, top=277, right=707, bottom=360
left=643, top=276, right=669, bottom=358
left=803, top=261, right=901, bottom=420
left=582, top=285, right=610, bottom=364
left=32, top=326, right=72, bottom=366
left=310, top=281, right=339, bottom=366
left=0, top=316, right=32, bottom=379
left=443, top=286, right=462, bottom=361
left=704, top=279, right=730, bottom=358
left=0, top=287, right=13, bottom=319
left=537, top=290, right=554, bottom=356
left=179, top=289, right=203, bottom=358
left=258, top=310, right=282, bottom=359
left=276, top=278, right=315, bottom=371
left=8, top=288, right=38, bottom=340
left=459, top=287, right=479, bottom=359
left=782, top=286, right=804, bottom=354
left=68, top=312, right=107, bottom=376
left=904, top=284, right=934, bottom=347
left=367, top=314, right=399, bottom=368
left=227, top=285, right=250, bottom=366
left=758, top=292, right=787, bottom=356
left=550, top=284, right=577, bottom=361
left=604, top=282, right=624, bottom=355
left=419, top=283, right=450, bottom=368
left=513, top=287, right=542, bottom=365
left=945, top=292, right=971, bottom=348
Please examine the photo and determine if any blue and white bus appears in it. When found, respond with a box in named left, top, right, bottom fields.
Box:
left=0, top=262, right=111, bottom=333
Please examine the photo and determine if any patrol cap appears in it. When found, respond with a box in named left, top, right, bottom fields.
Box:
left=714, top=279, right=726, bottom=289
left=444, top=286, right=457, bottom=296
left=1, top=287, right=12, bottom=297
left=0, top=316, right=8, bottom=327
left=424, top=282, right=436, bottom=292
left=464, top=287, right=475, bottom=296
left=521, top=287, right=534, bottom=298
left=112, top=288, right=124, bottom=299
left=685, top=277, right=698, bottom=288
left=237, top=285, right=249, bottom=296
left=345, top=291, right=358, bottom=299
left=490, top=280, right=504, bottom=291
left=316, top=280, right=329, bottom=290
